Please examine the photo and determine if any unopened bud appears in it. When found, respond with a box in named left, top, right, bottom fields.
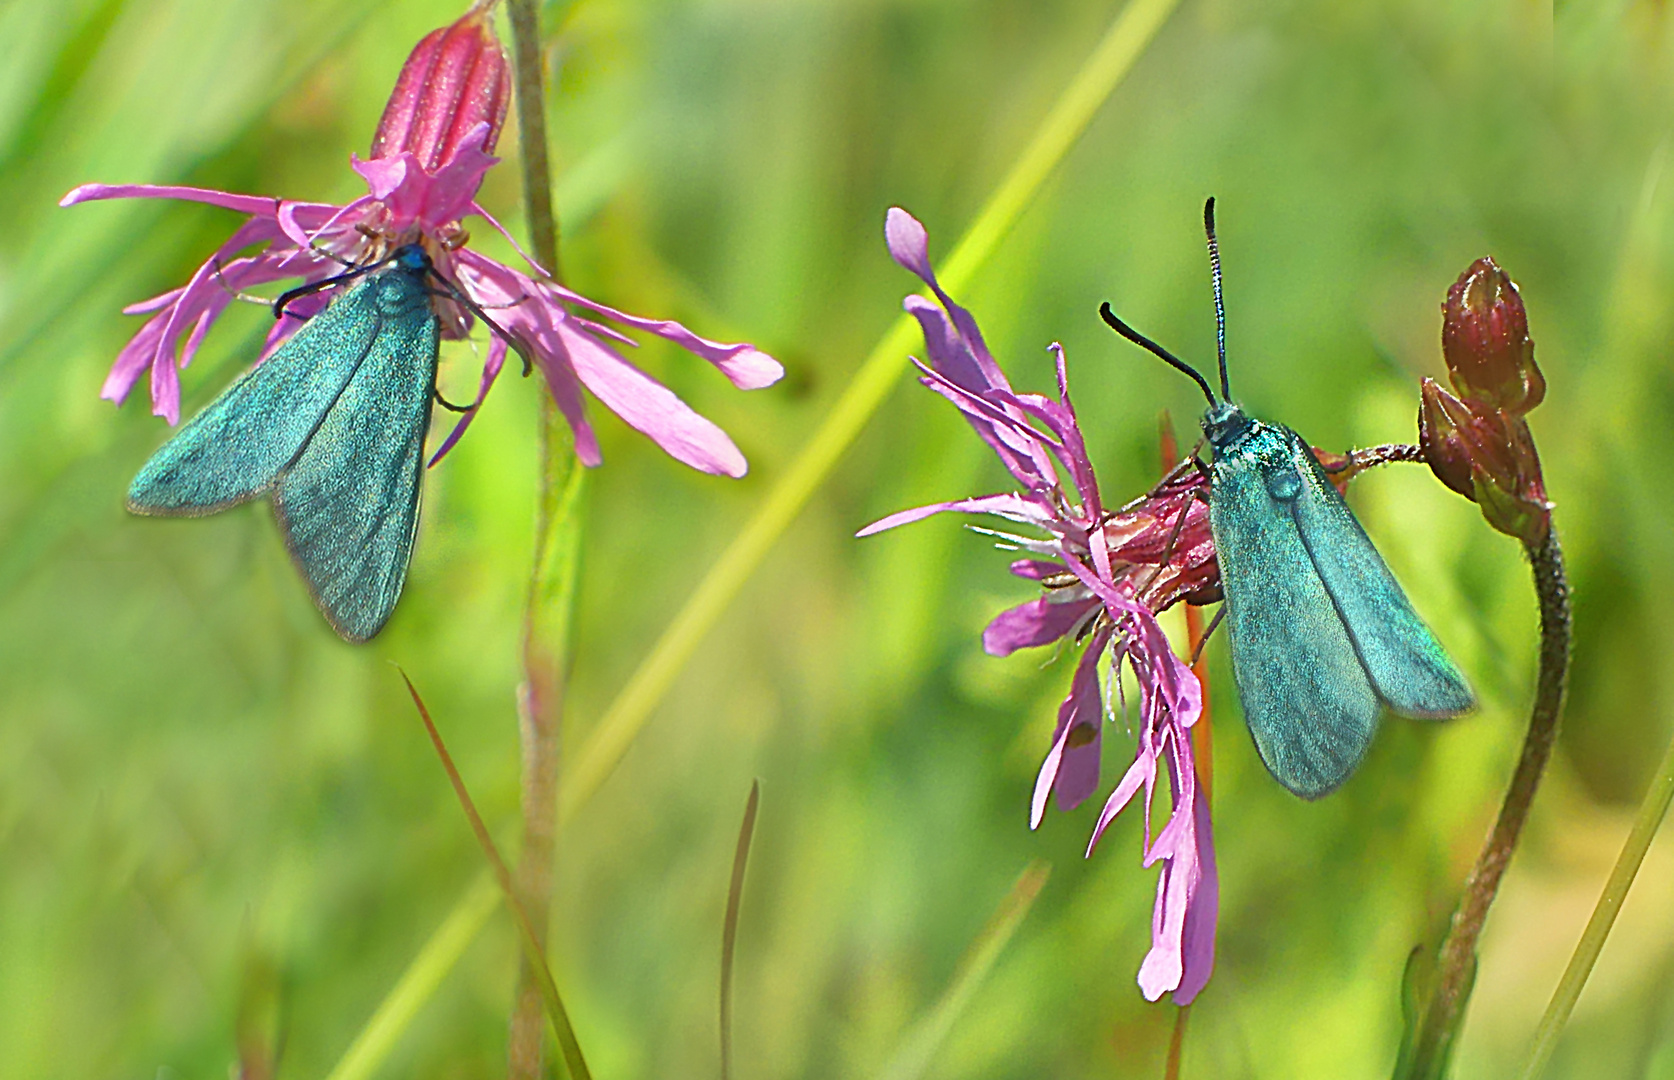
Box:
left=1441, top=257, right=1545, bottom=414
left=371, top=2, right=511, bottom=170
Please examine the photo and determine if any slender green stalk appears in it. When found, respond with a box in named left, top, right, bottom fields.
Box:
left=504, top=1, right=585, bottom=1075
left=559, top=0, right=1184, bottom=826
left=322, top=1, right=1179, bottom=1070
left=1521, top=718, right=1674, bottom=1078
left=875, top=862, right=1051, bottom=1080
left=720, top=781, right=761, bottom=1080
left=1401, top=529, right=1571, bottom=1079
left=402, top=673, right=594, bottom=1080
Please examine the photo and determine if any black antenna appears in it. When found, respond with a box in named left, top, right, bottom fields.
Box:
left=1099, top=301, right=1217, bottom=407
left=1203, top=197, right=1230, bottom=401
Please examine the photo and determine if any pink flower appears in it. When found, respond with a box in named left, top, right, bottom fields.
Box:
left=860, top=208, right=1216, bottom=1003
left=61, top=4, right=781, bottom=477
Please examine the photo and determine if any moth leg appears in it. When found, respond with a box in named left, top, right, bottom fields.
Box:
left=1188, top=604, right=1226, bottom=666
left=1136, top=486, right=1209, bottom=596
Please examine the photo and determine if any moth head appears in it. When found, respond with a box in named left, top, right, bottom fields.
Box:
left=1200, top=400, right=1251, bottom=452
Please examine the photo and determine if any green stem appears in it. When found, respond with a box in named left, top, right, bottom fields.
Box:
left=559, top=0, right=1183, bottom=827
left=1403, top=528, right=1570, bottom=1078
left=506, top=2, right=583, bottom=1077
left=1521, top=713, right=1674, bottom=1078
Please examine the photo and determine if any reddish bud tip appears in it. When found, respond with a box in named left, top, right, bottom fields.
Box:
left=1441, top=257, right=1545, bottom=414
left=371, top=3, right=511, bottom=171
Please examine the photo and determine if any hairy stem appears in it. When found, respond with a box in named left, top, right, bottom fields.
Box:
left=1403, top=528, right=1570, bottom=1078
left=507, top=2, right=579, bottom=1077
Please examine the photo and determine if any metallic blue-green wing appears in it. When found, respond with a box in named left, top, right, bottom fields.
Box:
left=1283, top=427, right=1475, bottom=719
left=126, top=276, right=385, bottom=515
left=1211, top=423, right=1381, bottom=798
left=271, top=269, right=439, bottom=643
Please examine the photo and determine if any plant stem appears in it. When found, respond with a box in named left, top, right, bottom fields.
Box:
left=506, top=2, right=581, bottom=1077
left=1521, top=711, right=1674, bottom=1078
left=1404, top=528, right=1570, bottom=1078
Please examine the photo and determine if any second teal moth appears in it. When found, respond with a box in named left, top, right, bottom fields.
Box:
left=127, top=244, right=519, bottom=643
left=1100, top=200, right=1474, bottom=798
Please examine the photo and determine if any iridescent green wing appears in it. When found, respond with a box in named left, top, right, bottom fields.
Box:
left=271, top=267, right=439, bottom=643
left=1280, top=426, right=1475, bottom=719
left=126, top=276, right=383, bottom=515
left=1211, top=422, right=1382, bottom=799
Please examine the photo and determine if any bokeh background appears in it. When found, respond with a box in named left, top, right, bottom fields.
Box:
left=3, top=0, right=1673, bottom=1076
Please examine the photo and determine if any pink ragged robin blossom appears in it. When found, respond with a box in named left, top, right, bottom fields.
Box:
left=859, top=208, right=1216, bottom=1004
left=61, top=2, right=781, bottom=477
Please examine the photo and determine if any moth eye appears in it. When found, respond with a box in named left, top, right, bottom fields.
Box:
left=1264, top=468, right=1302, bottom=502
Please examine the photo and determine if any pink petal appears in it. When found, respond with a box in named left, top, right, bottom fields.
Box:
left=560, top=321, right=746, bottom=477
left=982, top=595, right=1096, bottom=657
left=1172, top=784, right=1219, bottom=1004
left=61, top=183, right=279, bottom=216
left=1009, top=559, right=1065, bottom=580
left=541, top=283, right=784, bottom=391
left=854, top=492, right=1049, bottom=537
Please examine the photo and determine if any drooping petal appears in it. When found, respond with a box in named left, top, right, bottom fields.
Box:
left=560, top=320, right=747, bottom=477
left=982, top=595, right=1097, bottom=656
left=1171, top=783, right=1219, bottom=1005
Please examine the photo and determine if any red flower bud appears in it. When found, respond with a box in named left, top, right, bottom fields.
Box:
left=1419, top=378, right=1476, bottom=500
left=371, top=2, right=511, bottom=171
left=1441, top=257, right=1545, bottom=414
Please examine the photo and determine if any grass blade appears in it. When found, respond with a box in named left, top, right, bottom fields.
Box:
left=1520, top=722, right=1674, bottom=1079
left=399, top=670, right=594, bottom=1080
left=875, top=861, right=1051, bottom=1080
left=322, top=871, right=498, bottom=1080
left=721, top=780, right=761, bottom=1080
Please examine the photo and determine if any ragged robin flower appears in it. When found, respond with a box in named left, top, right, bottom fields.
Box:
left=859, top=208, right=1216, bottom=1003
left=1420, top=257, right=1550, bottom=543
left=61, top=0, right=781, bottom=477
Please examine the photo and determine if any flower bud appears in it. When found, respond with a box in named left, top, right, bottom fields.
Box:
left=1441, top=257, right=1545, bottom=414
left=1419, top=377, right=1476, bottom=500
left=371, top=2, right=511, bottom=171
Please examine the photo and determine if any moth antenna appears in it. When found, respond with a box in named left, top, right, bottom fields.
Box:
left=1203, top=197, right=1230, bottom=402
left=271, top=250, right=400, bottom=319
left=1099, top=302, right=1217, bottom=407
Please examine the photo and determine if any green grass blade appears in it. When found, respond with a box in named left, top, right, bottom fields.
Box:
left=721, top=780, right=760, bottom=1080
left=400, top=672, right=594, bottom=1080
left=1521, top=723, right=1674, bottom=1079
left=875, top=862, right=1051, bottom=1080
left=322, top=871, right=498, bottom=1080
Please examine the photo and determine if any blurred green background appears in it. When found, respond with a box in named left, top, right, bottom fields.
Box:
left=2, top=0, right=1673, bottom=1076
